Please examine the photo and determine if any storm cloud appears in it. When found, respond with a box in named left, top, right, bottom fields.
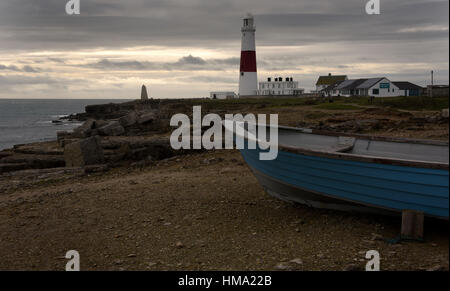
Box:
left=83, top=55, right=240, bottom=71
left=0, top=0, right=448, bottom=98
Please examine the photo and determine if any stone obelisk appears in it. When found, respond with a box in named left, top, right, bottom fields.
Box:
left=141, top=85, right=149, bottom=101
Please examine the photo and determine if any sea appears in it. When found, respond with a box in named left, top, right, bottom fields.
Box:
left=0, top=99, right=130, bottom=150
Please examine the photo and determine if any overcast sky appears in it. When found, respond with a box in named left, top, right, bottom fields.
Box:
left=0, top=0, right=448, bottom=99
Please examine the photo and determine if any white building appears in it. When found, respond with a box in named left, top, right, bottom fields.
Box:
left=210, top=92, right=237, bottom=100
left=331, top=77, right=401, bottom=97
left=258, top=77, right=304, bottom=96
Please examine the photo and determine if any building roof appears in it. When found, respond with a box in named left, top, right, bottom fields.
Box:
left=336, top=79, right=368, bottom=90
left=393, top=82, right=423, bottom=90
left=356, top=78, right=385, bottom=89
left=321, top=80, right=345, bottom=92
left=335, top=78, right=388, bottom=90
left=316, top=75, right=348, bottom=86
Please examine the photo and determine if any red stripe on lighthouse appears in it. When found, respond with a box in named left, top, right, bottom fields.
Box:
left=240, top=51, right=257, bottom=72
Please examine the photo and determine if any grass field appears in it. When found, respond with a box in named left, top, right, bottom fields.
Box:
left=314, top=103, right=361, bottom=110
left=335, top=96, right=449, bottom=111
left=196, top=95, right=449, bottom=111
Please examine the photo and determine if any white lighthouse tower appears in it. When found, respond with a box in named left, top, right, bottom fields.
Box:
left=239, top=13, right=258, bottom=97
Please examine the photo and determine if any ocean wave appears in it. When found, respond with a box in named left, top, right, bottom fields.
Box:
left=50, top=114, right=69, bottom=119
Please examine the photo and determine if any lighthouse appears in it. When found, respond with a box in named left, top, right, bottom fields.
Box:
left=239, top=14, right=257, bottom=96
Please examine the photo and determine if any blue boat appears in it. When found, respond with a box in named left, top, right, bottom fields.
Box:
left=227, top=123, right=449, bottom=219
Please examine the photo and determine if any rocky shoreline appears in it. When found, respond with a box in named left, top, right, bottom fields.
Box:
left=0, top=99, right=179, bottom=176
left=1, top=98, right=448, bottom=181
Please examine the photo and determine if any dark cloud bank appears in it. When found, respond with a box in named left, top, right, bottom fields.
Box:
left=0, top=0, right=448, bottom=97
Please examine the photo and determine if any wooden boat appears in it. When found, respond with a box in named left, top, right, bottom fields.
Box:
left=225, top=122, right=449, bottom=219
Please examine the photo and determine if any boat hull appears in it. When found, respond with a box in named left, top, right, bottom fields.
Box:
left=240, top=148, right=449, bottom=219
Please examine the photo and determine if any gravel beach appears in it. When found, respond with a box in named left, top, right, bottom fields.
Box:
left=0, top=149, right=448, bottom=271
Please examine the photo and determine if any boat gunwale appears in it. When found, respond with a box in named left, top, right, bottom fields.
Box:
left=227, top=123, right=449, bottom=170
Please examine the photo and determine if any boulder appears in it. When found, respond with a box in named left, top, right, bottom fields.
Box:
left=0, top=150, right=14, bottom=159
left=442, top=109, right=449, bottom=119
left=89, top=129, right=100, bottom=137
left=119, top=111, right=138, bottom=127
left=84, top=164, right=109, bottom=174
left=98, top=121, right=125, bottom=136
left=0, top=163, right=29, bottom=174
left=1, top=154, right=65, bottom=169
left=60, top=138, right=79, bottom=148
left=13, top=141, right=63, bottom=155
left=138, top=111, right=157, bottom=124
left=94, top=120, right=109, bottom=129
left=57, top=131, right=69, bottom=147
left=154, top=118, right=172, bottom=133
left=57, top=131, right=75, bottom=147
left=72, top=119, right=96, bottom=138
left=64, top=136, right=104, bottom=167
left=104, top=143, right=132, bottom=163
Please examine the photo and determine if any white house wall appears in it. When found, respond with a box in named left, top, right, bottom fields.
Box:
left=366, top=78, right=401, bottom=97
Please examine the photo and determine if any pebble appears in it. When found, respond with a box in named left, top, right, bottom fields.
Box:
left=427, top=265, right=446, bottom=272
left=275, top=262, right=292, bottom=271
left=176, top=241, right=185, bottom=249
left=289, top=258, right=303, bottom=265
left=220, top=168, right=235, bottom=174
left=370, top=233, right=383, bottom=241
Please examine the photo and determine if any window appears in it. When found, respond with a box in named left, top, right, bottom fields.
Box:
left=372, top=89, right=379, bottom=95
